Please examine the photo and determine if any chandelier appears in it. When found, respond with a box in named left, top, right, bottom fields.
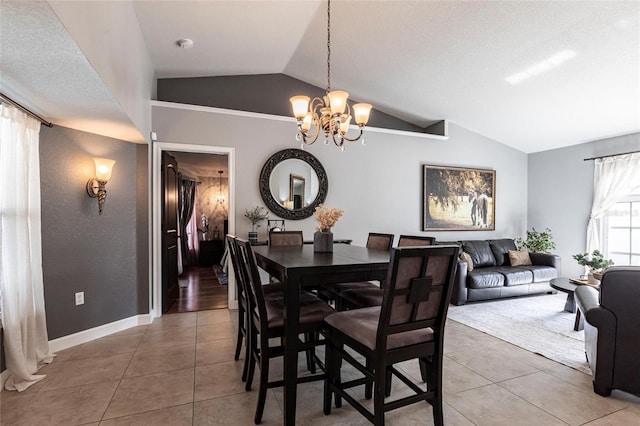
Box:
left=216, top=170, right=225, bottom=204
left=289, top=0, right=372, bottom=150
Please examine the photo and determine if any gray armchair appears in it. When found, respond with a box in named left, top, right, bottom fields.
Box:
left=575, top=266, right=640, bottom=396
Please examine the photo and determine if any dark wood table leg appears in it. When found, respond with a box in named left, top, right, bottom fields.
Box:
left=574, top=309, right=584, bottom=331
left=283, top=272, right=300, bottom=425
left=564, top=292, right=576, bottom=313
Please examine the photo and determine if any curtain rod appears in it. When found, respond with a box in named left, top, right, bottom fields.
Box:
left=583, top=150, right=640, bottom=161
left=0, top=92, right=53, bottom=127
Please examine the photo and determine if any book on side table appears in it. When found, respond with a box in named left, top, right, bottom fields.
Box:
left=569, top=278, right=600, bottom=289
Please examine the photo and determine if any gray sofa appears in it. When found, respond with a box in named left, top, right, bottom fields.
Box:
left=451, top=239, right=560, bottom=305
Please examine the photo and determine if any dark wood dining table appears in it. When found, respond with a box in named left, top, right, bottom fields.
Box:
left=252, top=243, right=390, bottom=425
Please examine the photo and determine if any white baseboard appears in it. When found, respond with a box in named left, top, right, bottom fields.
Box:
left=48, top=314, right=152, bottom=353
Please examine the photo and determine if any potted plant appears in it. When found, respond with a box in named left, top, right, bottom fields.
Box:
left=572, top=250, right=614, bottom=284
left=312, top=205, right=343, bottom=252
left=515, top=227, right=556, bottom=253
left=244, top=206, right=269, bottom=243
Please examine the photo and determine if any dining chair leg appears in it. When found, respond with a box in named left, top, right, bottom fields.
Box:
left=304, top=333, right=316, bottom=374
left=255, top=336, right=270, bottom=424
left=245, top=327, right=257, bottom=391
left=419, top=357, right=428, bottom=383
left=235, top=308, right=244, bottom=361
left=241, top=313, right=251, bottom=383
left=365, top=359, right=373, bottom=399
left=374, top=362, right=387, bottom=426
left=323, top=339, right=336, bottom=415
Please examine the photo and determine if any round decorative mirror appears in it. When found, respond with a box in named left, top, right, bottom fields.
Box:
left=259, top=149, right=328, bottom=220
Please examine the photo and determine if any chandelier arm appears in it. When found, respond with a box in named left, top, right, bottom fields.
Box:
left=338, top=128, right=364, bottom=143
left=300, top=114, right=322, bottom=145
left=330, top=130, right=345, bottom=147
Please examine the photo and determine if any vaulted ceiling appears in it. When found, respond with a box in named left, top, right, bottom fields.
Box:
left=1, top=1, right=638, bottom=153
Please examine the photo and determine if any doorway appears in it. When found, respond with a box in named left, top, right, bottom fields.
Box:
left=151, top=142, right=236, bottom=319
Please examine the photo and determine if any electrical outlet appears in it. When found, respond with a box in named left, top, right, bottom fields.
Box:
left=75, top=292, right=84, bottom=306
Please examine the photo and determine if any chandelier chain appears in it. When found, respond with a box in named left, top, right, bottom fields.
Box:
left=327, top=0, right=331, bottom=93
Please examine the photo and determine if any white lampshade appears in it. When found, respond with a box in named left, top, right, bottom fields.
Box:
left=339, top=114, right=352, bottom=134
left=302, top=113, right=313, bottom=131
left=353, top=103, right=372, bottom=126
left=290, top=96, right=310, bottom=119
left=328, top=91, right=349, bottom=115
left=94, top=158, right=115, bottom=181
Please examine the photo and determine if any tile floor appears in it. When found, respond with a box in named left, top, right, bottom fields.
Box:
left=1, top=309, right=639, bottom=425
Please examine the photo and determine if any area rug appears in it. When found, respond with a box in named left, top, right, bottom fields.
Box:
left=213, top=265, right=228, bottom=285
left=447, top=293, right=590, bottom=374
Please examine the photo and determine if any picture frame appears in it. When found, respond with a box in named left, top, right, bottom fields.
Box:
left=422, top=165, right=495, bottom=231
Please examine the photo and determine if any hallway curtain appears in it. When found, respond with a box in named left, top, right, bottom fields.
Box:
left=586, top=153, right=640, bottom=254
left=179, top=177, right=198, bottom=266
left=0, top=104, right=54, bottom=391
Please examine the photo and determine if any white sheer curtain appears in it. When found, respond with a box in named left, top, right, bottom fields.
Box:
left=586, top=153, right=640, bottom=254
left=186, top=196, right=200, bottom=261
left=0, top=104, right=54, bottom=391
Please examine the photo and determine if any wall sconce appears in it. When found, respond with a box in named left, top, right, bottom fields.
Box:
left=216, top=170, right=225, bottom=204
left=86, top=158, right=115, bottom=215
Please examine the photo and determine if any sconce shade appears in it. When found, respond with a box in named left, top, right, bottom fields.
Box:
left=94, top=158, right=115, bottom=181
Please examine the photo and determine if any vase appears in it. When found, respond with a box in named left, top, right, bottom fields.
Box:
left=587, top=272, right=601, bottom=285
left=314, top=229, right=333, bottom=252
left=248, top=231, right=258, bottom=243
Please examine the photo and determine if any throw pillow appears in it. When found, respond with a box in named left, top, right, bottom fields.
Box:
left=459, top=251, right=474, bottom=272
left=509, top=250, right=532, bottom=266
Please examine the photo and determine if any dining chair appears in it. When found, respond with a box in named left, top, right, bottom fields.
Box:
left=268, top=230, right=304, bottom=246
left=236, top=238, right=335, bottom=424
left=226, top=234, right=284, bottom=382
left=338, top=235, right=435, bottom=310
left=328, top=233, right=394, bottom=310
left=323, top=245, right=460, bottom=426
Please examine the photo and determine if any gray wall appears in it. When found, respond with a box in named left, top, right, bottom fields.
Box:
left=151, top=104, right=528, bottom=247
left=39, top=125, right=148, bottom=339
left=528, top=132, right=640, bottom=278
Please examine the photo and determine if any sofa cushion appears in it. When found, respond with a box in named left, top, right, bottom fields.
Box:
left=521, top=265, right=558, bottom=282
left=494, top=266, right=534, bottom=286
left=509, top=250, right=532, bottom=266
left=462, top=240, right=496, bottom=268
left=460, top=251, right=474, bottom=272
left=489, top=239, right=518, bottom=266
left=467, top=269, right=504, bottom=289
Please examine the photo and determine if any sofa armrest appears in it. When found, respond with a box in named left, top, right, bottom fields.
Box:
left=575, top=285, right=599, bottom=314
left=529, top=252, right=561, bottom=270
left=451, top=260, right=468, bottom=305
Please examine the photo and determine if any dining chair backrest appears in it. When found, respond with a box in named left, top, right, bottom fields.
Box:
left=236, top=238, right=267, bottom=324
left=397, top=235, right=436, bottom=247
left=226, top=234, right=247, bottom=306
left=366, top=233, right=394, bottom=251
left=269, top=230, right=304, bottom=246
left=377, top=245, right=460, bottom=350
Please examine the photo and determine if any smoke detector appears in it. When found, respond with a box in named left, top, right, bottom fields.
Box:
left=177, top=38, right=194, bottom=49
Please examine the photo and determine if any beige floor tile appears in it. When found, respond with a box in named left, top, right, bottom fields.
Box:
left=197, top=309, right=235, bottom=326
left=500, top=371, right=630, bottom=425
left=583, top=407, right=640, bottom=425
left=196, top=323, right=235, bottom=343
left=11, top=381, right=118, bottom=426
left=195, top=338, right=236, bottom=366
left=51, top=346, right=78, bottom=363
left=108, top=325, right=149, bottom=337
left=194, top=361, right=245, bottom=401
left=39, top=353, right=133, bottom=391
left=99, top=403, right=193, bottom=426
left=124, top=343, right=195, bottom=377
left=102, top=369, right=194, bottom=420
left=147, top=312, right=197, bottom=331
left=0, top=384, right=42, bottom=426
left=71, top=333, right=143, bottom=360
left=138, top=326, right=196, bottom=350
left=447, top=346, right=540, bottom=382
left=543, top=363, right=594, bottom=389
left=194, top=390, right=282, bottom=425
left=447, top=384, right=567, bottom=426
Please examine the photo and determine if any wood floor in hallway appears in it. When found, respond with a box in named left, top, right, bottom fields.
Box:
left=166, top=265, right=228, bottom=313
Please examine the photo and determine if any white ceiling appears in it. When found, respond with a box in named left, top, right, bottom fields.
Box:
left=1, top=1, right=639, bottom=153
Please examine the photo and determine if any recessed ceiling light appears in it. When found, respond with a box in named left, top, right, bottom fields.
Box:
left=177, top=38, right=194, bottom=49
left=506, top=50, right=577, bottom=85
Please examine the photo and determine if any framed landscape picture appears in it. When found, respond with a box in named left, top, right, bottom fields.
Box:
left=422, top=165, right=495, bottom=231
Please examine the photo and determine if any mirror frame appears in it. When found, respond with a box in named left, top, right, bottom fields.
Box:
left=259, top=149, right=328, bottom=220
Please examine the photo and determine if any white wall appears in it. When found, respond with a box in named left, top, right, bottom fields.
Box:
left=152, top=103, right=528, bottom=247
left=528, top=132, right=640, bottom=277
left=49, top=0, right=155, bottom=143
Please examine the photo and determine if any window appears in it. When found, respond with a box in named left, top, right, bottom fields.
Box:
left=602, top=190, right=640, bottom=266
